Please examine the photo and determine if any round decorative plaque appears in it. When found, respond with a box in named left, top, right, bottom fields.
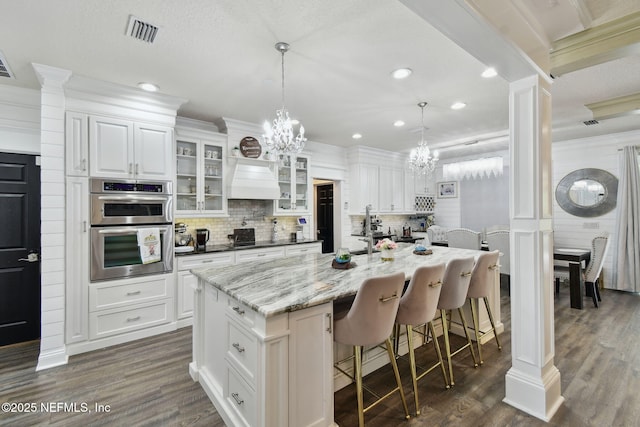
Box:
left=239, top=137, right=262, bottom=158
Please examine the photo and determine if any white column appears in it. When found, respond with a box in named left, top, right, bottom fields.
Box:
left=32, top=63, right=72, bottom=370
left=503, top=74, right=562, bottom=420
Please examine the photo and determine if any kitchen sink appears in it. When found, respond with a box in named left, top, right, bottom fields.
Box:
left=350, top=249, right=379, bottom=255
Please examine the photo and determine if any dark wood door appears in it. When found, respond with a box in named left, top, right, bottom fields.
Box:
left=0, top=153, right=41, bottom=346
left=316, top=184, right=334, bottom=254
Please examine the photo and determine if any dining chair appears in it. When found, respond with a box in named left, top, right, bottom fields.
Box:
left=426, top=225, right=448, bottom=243
left=447, top=228, right=482, bottom=250
left=467, top=250, right=502, bottom=365
left=555, top=234, right=610, bottom=308
left=333, top=272, right=410, bottom=427
left=395, top=263, right=448, bottom=415
left=486, top=230, right=510, bottom=287
left=437, top=256, right=478, bottom=386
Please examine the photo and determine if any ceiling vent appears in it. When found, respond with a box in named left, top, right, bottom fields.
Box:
left=583, top=119, right=599, bottom=126
left=126, top=15, right=159, bottom=43
left=0, top=50, right=15, bottom=78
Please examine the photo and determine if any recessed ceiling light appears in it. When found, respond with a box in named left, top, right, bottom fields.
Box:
left=352, top=133, right=362, bottom=139
left=393, top=120, right=405, bottom=127
left=391, top=68, right=412, bottom=79
left=481, top=67, right=497, bottom=78
left=291, top=119, right=300, bottom=125
left=451, top=102, right=466, bottom=110
left=138, top=82, right=159, bottom=92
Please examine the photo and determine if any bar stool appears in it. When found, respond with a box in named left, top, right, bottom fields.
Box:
left=395, top=263, right=448, bottom=416
left=467, top=250, right=502, bottom=365
left=437, top=257, right=478, bottom=386
left=333, top=272, right=410, bottom=427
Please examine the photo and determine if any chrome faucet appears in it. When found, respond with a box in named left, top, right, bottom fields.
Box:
left=359, top=204, right=373, bottom=255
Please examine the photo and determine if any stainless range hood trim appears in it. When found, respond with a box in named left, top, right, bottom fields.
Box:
left=227, top=157, right=281, bottom=200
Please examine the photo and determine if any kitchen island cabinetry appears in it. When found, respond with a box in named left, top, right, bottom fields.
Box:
left=89, top=115, right=173, bottom=180
left=190, top=245, right=502, bottom=426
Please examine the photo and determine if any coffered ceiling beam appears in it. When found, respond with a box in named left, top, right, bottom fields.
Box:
left=550, top=11, right=640, bottom=76
left=586, top=92, right=640, bottom=120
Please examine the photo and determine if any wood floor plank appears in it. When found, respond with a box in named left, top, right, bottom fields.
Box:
left=1, top=286, right=639, bottom=426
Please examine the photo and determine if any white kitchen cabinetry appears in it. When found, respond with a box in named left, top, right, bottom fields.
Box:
left=65, top=112, right=89, bottom=176
left=378, top=166, right=404, bottom=213
left=284, top=242, right=322, bottom=256
left=89, top=115, right=173, bottom=180
left=274, top=154, right=311, bottom=215
left=192, top=279, right=334, bottom=427
left=88, top=273, right=174, bottom=340
left=235, top=246, right=285, bottom=263
left=176, top=252, right=235, bottom=323
left=65, top=177, right=89, bottom=343
left=175, top=125, right=227, bottom=216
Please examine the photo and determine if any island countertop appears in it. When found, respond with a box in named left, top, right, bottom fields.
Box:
left=190, top=243, right=488, bottom=317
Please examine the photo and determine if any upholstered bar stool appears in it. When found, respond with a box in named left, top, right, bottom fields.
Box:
left=437, top=256, right=478, bottom=386
left=334, top=272, right=410, bottom=427
left=467, top=250, right=502, bottom=365
left=395, top=263, right=448, bottom=416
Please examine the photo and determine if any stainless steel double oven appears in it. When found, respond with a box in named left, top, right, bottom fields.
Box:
left=90, top=178, right=174, bottom=281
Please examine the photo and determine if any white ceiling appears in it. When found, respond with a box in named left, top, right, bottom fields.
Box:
left=0, top=0, right=638, bottom=158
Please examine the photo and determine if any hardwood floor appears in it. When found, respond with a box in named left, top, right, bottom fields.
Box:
left=1, top=286, right=639, bottom=427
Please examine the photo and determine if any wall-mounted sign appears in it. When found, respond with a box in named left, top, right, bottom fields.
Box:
left=239, top=137, right=262, bottom=158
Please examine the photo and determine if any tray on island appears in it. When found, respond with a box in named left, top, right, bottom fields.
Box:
left=413, top=249, right=433, bottom=256
left=331, top=260, right=357, bottom=269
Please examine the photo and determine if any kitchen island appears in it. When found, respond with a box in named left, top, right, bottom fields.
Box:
left=189, top=244, right=502, bottom=427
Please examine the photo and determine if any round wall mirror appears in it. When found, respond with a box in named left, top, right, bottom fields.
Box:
left=556, top=168, right=618, bottom=217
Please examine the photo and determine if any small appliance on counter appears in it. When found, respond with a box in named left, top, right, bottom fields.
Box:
left=230, top=228, right=256, bottom=247
left=195, top=228, right=210, bottom=251
left=175, top=223, right=193, bottom=246
left=296, top=217, right=308, bottom=241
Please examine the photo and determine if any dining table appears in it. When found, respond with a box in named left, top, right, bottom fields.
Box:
left=554, top=247, right=591, bottom=309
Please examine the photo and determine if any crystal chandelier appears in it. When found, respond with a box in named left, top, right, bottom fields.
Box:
left=408, top=102, right=439, bottom=176
left=262, top=42, right=306, bottom=155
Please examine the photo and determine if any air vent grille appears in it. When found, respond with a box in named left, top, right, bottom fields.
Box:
left=583, top=119, right=599, bottom=126
left=0, top=50, right=14, bottom=78
left=126, top=15, right=159, bottom=43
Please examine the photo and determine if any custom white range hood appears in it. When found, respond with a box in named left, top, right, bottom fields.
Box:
left=227, top=157, right=280, bottom=200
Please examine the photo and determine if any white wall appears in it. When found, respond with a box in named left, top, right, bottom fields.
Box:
left=552, top=129, right=640, bottom=289
left=0, top=85, right=41, bottom=153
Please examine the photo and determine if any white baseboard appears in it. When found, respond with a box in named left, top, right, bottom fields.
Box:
left=36, top=347, right=69, bottom=371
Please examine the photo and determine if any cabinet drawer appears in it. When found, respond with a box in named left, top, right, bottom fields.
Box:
left=226, top=365, right=257, bottom=427
left=226, top=299, right=256, bottom=328
left=235, top=247, right=284, bottom=263
left=177, top=252, right=235, bottom=271
left=226, top=321, right=258, bottom=385
left=89, top=298, right=173, bottom=340
left=284, top=243, right=322, bottom=256
left=89, top=275, right=171, bottom=312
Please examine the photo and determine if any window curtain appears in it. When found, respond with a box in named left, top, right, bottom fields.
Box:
left=612, top=146, right=640, bottom=292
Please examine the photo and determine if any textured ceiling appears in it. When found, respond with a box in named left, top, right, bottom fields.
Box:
left=0, top=0, right=638, bottom=156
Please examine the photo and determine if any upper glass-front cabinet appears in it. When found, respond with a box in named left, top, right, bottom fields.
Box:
left=176, top=138, right=226, bottom=216
left=275, top=154, right=310, bottom=214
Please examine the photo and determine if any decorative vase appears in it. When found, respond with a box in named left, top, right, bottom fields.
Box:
left=381, top=249, right=395, bottom=261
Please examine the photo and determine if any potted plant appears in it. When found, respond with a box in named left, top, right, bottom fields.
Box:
left=375, top=238, right=398, bottom=261
left=232, top=146, right=240, bottom=157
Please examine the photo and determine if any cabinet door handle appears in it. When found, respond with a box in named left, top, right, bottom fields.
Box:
left=326, top=313, right=332, bottom=334
left=232, top=342, right=245, bottom=353
left=81, top=158, right=87, bottom=171
left=135, top=163, right=139, bottom=175
left=126, top=316, right=141, bottom=322
left=128, top=163, right=133, bottom=174
left=232, top=306, right=245, bottom=316
left=256, top=253, right=266, bottom=257
left=126, top=290, right=141, bottom=296
left=231, top=393, right=244, bottom=406
left=82, top=221, right=87, bottom=233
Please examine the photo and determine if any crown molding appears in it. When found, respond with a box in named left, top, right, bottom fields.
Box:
left=586, top=92, right=640, bottom=120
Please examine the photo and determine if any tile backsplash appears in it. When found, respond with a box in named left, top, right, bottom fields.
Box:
left=176, top=200, right=301, bottom=245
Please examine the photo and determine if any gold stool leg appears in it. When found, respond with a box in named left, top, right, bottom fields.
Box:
left=354, top=345, right=365, bottom=427
left=483, top=296, right=502, bottom=350
left=457, top=308, right=479, bottom=367
left=469, top=298, right=483, bottom=365
left=440, top=309, right=454, bottom=386
left=405, top=325, right=420, bottom=415
left=428, top=321, right=450, bottom=389
left=385, top=338, right=411, bottom=420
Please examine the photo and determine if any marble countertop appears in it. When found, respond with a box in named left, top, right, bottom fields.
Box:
left=190, top=243, right=486, bottom=317
left=175, top=239, right=322, bottom=256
